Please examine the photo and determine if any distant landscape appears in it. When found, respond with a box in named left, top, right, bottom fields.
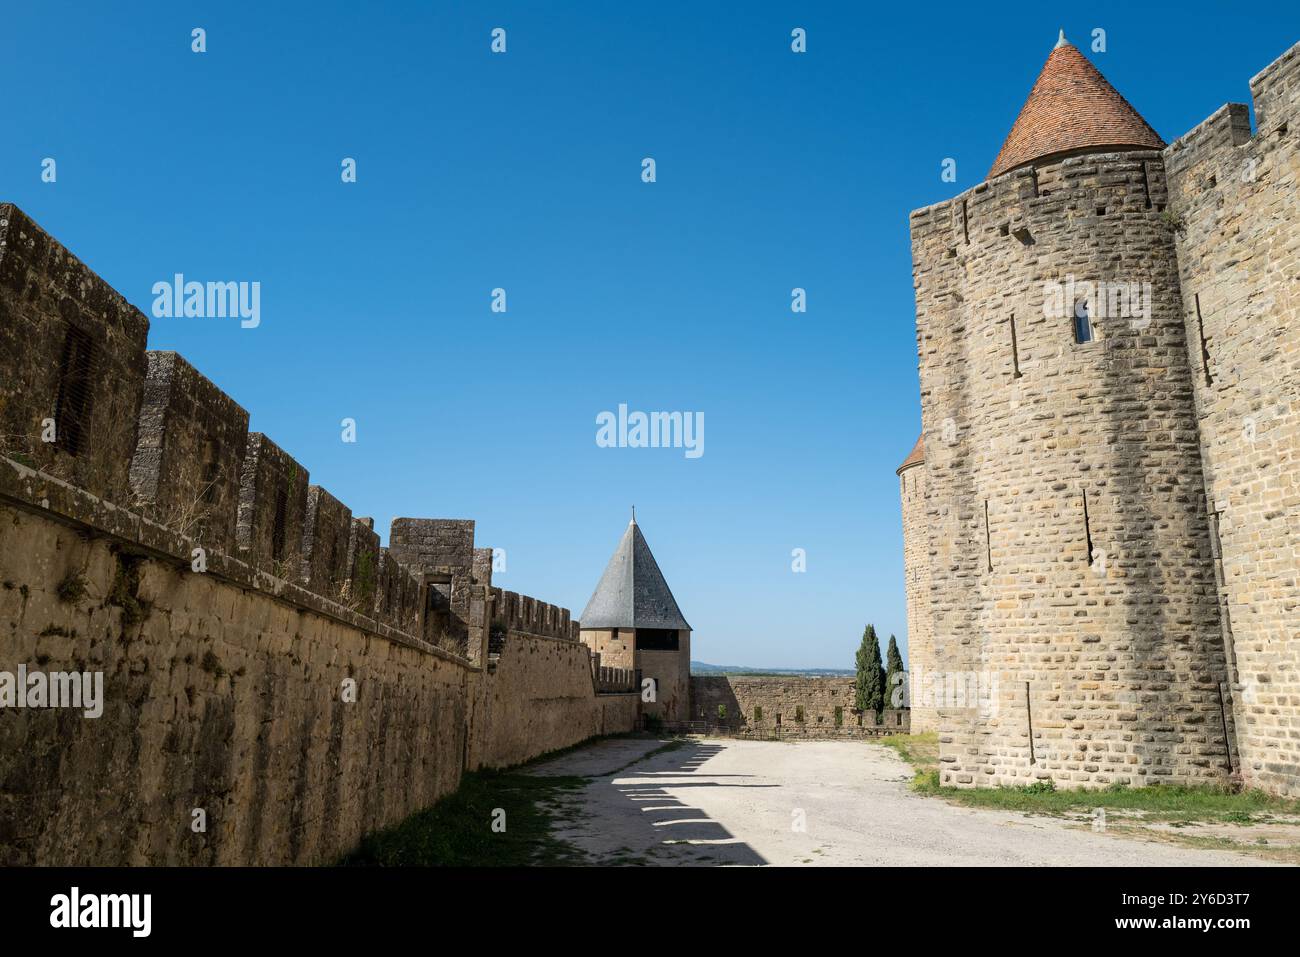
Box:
left=690, top=661, right=854, bottom=678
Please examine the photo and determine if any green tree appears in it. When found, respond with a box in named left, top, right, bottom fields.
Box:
left=884, top=634, right=905, bottom=710
left=854, top=624, right=885, bottom=715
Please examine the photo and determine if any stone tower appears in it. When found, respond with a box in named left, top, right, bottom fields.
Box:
left=906, top=34, right=1233, bottom=788
left=578, top=514, right=692, bottom=722
left=896, top=435, right=936, bottom=732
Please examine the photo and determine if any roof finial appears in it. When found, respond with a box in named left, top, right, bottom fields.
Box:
left=630, top=505, right=636, bottom=525
left=1055, top=28, right=1068, bottom=49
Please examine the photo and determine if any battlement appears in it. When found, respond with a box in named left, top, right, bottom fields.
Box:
left=0, top=203, right=148, bottom=504
left=1164, top=40, right=1299, bottom=207
left=910, top=149, right=1171, bottom=275
left=491, top=586, right=578, bottom=642
left=0, top=203, right=577, bottom=661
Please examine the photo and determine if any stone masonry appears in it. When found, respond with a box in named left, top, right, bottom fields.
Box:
left=898, top=38, right=1300, bottom=794
left=690, top=676, right=910, bottom=738
left=0, top=203, right=640, bottom=864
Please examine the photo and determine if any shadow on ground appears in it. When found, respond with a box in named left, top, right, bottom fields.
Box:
left=531, top=738, right=770, bottom=866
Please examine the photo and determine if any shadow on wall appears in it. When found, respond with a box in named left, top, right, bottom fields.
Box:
left=604, top=742, right=769, bottom=866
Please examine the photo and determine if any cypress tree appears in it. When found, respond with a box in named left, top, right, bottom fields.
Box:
left=884, top=634, right=906, bottom=710
left=855, top=624, right=885, bottom=715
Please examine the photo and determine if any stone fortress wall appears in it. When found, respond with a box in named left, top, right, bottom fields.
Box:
left=1162, top=43, right=1300, bottom=798
left=900, top=41, right=1300, bottom=794
left=0, top=204, right=639, bottom=865
left=689, top=676, right=910, bottom=738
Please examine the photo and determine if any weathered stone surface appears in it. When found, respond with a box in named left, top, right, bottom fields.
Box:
left=0, top=204, right=148, bottom=504
left=1164, top=42, right=1300, bottom=797
left=0, top=203, right=641, bottom=865
left=900, top=40, right=1300, bottom=794
left=691, top=676, right=909, bottom=737
left=128, top=351, right=249, bottom=554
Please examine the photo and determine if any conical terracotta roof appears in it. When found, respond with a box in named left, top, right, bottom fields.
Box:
left=579, top=517, right=691, bottom=631
left=896, top=434, right=924, bottom=474
left=988, top=33, right=1165, bottom=178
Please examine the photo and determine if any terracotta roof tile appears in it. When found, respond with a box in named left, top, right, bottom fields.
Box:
left=989, top=35, right=1165, bottom=178
left=896, top=434, right=924, bottom=474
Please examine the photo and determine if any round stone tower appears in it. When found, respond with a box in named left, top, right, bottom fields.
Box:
left=908, top=33, right=1232, bottom=788
left=896, top=436, right=936, bottom=732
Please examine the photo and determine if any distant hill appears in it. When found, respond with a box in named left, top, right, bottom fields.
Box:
left=691, top=661, right=854, bottom=678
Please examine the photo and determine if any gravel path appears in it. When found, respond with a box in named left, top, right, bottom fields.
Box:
left=525, top=736, right=1280, bottom=867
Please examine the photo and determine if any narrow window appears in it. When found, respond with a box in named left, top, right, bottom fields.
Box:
left=1026, top=681, right=1037, bottom=765
left=960, top=199, right=970, bottom=244
left=1082, top=488, right=1094, bottom=560
left=984, top=499, right=992, bottom=572
left=1195, top=294, right=1214, bottom=386
left=795, top=705, right=805, bottom=724
left=1073, top=300, right=1093, bottom=343
left=1140, top=161, right=1153, bottom=209
left=1009, top=313, right=1022, bottom=378
left=200, top=441, right=220, bottom=506
left=753, top=706, right=762, bottom=722
left=834, top=706, right=843, bottom=727
left=271, top=486, right=289, bottom=560
left=54, top=326, right=95, bottom=457
left=774, top=712, right=782, bottom=727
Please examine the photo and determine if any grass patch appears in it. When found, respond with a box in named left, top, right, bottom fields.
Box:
left=927, top=779, right=1300, bottom=824
left=876, top=731, right=1300, bottom=825
left=342, top=734, right=690, bottom=867
left=879, top=731, right=938, bottom=774
left=340, top=770, right=589, bottom=867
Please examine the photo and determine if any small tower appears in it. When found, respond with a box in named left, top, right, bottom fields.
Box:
left=579, top=512, right=692, bottom=722
left=896, top=435, right=935, bottom=732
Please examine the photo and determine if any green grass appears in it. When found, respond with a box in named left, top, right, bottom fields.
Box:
left=879, top=731, right=939, bottom=773
left=341, top=733, right=689, bottom=867
left=877, top=730, right=1300, bottom=824
left=340, top=770, right=589, bottom=867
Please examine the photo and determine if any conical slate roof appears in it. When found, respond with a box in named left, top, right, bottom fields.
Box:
left=579, top=517, right=691, bottom=631
left=988, top=32, right=1165, bottom=178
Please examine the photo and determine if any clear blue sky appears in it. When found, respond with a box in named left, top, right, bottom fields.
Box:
left=3, top=3, right=1295, bottom=668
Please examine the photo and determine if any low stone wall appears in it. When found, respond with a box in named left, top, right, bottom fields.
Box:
left=470, top=632, right=638, bottom=770
left=690, top=676, right=910, bottom=738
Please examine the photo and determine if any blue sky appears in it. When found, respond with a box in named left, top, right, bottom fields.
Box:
left=3, top=2, right=1295, bottom=668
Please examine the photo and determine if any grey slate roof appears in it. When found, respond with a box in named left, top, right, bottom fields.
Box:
left=579, top=520, right=692, bottom=631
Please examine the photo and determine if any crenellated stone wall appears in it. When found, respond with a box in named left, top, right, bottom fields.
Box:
left=0, top=203, right=640, bottom=864
left=690, top=676, right=909, bottom=738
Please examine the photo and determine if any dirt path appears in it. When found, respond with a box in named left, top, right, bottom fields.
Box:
left=525, top=737, right=1282, bottom=867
